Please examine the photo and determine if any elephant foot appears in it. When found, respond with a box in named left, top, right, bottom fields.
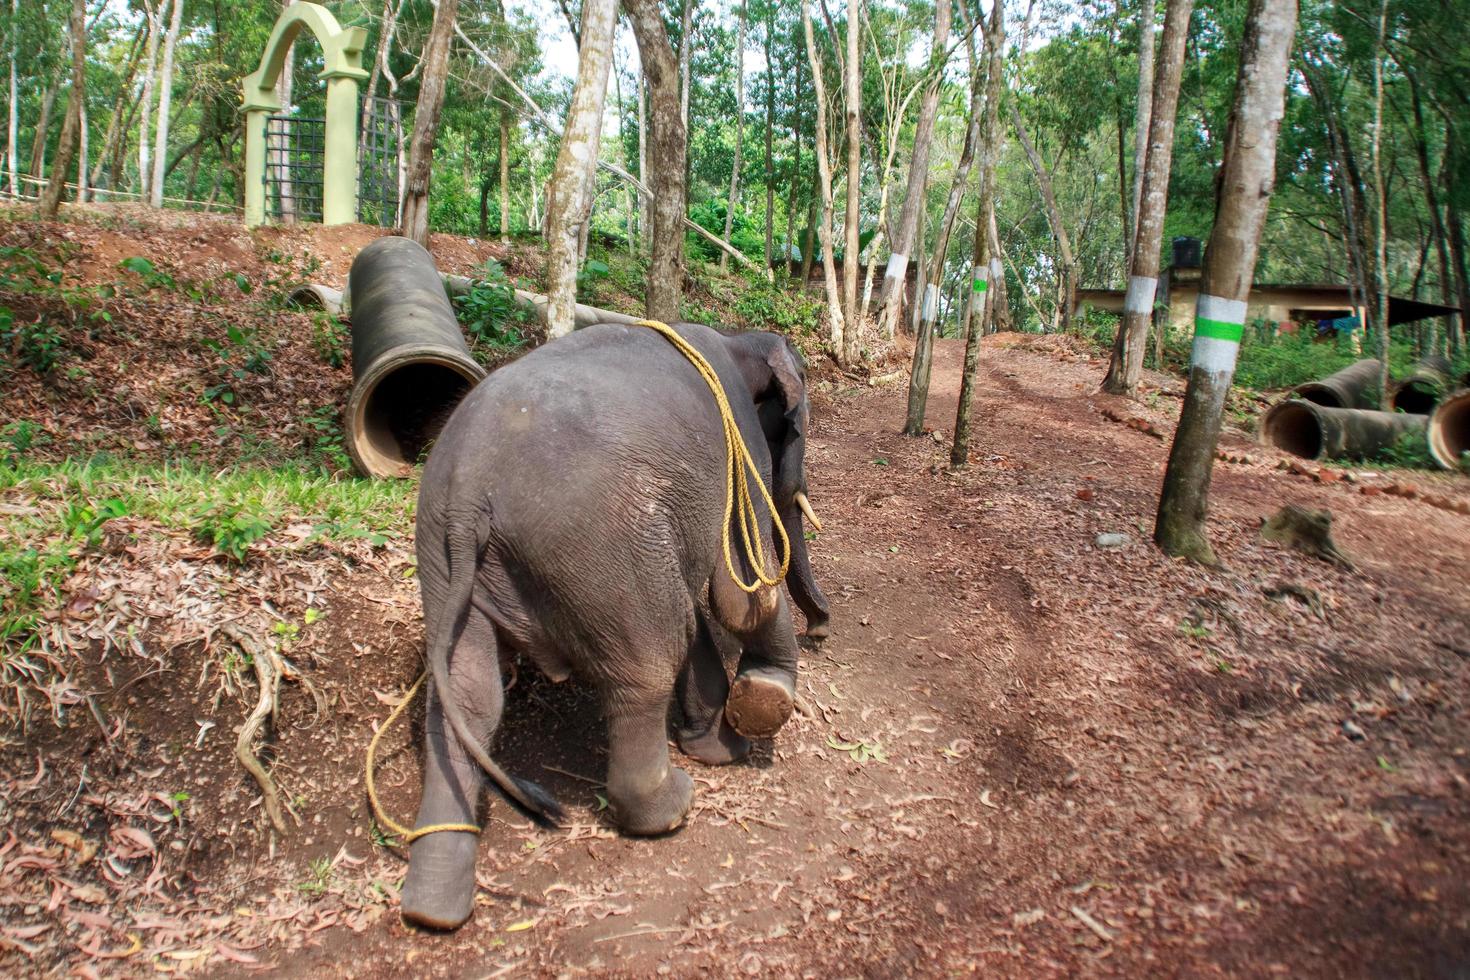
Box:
left=803, top=616, right=831, bottom=642
left=400, top=829, right=481, bottom=931
left=612, top=767, right=694, bottom=836
left=677, top=716, right=752, bottom=766
left=725, top=667, right=795, bottom=739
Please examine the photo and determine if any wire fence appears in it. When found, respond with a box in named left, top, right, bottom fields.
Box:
left=0, top=170, right=243, bottom=214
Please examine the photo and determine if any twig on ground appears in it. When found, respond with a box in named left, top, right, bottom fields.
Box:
left=223, top=623, right=288, bottom=834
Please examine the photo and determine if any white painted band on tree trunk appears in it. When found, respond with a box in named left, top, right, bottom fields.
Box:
left=1196, top=293, right=1247, bottom=326
left=990, top=257, right=1003, bottom=278
left=922, top=283, right=938, bottom=320
left=1123, top=275, right=1158, bottom=315
left=884, top=253, right=908, bottom=280
left=1189, top=335, right=1242, bottom=374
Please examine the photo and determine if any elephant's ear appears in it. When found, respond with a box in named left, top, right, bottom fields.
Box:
left=765, top=340, right=805, bottom=414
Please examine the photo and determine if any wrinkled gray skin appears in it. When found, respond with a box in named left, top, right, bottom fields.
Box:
left=400, top=322, right=830, bottom=930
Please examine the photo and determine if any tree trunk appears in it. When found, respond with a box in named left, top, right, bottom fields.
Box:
left=1101, top=0, right=1193, bottom=397
left=1010, top=103, right=1077, bottom=332
left=1369, top=0, right=1390, bottom=408
left=624, top=0, right=685, bottom=324
left=149, top=0, right=183, bottom=208
left=763, top=4, right=775, bottom=268
left=636, top=74, right=648, bottom=252
left=904, top=37, right=986, bottom=436
left=840, top=0, right=863, bottom=361
left=399, top=0, right=462, bottom=245
left=5, top=0, right=16, bottom=196
left=950, top=0, right=1006, bottom=469
left=39, top=0, right=86, bottom=218
left=1403, top=69, right=1455, bottom=354
left=877, top=0, right=950, bottom=340
left=800, top=172, right=817, bottom=285
left=542, top=0, right=616, bottom=334
left=136, top=0, right=160, bottom=198
left=89, top=30, right=144, bottom=190
left=988, top=211, right=1010, bottom=332
left=801, top=0, right=846, bottom=358
left=1128, top=0, right=1155, bottom=262
left=719, top=2, right=748, bottom=273
left=785, top=63, right=802, bottom=268
left=1155, top=0, right=1297, bottom=565
left=29, top=80, right=57, bottom=181
left=499, top=108, right=512, bottom=243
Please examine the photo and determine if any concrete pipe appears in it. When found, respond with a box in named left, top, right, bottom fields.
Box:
left=345, top=237, right=485, bottom=478
left=1261, top=400, right=1428, bottom=461
left=1428, top=388, right=1470, bottom=471
left=1390, top=355, right=1454, bottom=415
left=1291, top=359, right=1383, bottom=410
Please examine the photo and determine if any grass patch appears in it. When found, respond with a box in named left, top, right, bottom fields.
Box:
left=0, top=458, right=416, bottom=659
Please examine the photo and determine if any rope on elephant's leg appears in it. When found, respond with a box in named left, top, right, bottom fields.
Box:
left=365, top=672, right=481, bottom=845
left=631, top=319, right=790, bottom=593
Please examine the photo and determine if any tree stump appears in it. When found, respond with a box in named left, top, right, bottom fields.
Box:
left=1260, top=504, right=1354, bottom=570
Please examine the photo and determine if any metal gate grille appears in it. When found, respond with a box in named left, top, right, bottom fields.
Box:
left=359, top=97, right=402, bottom=227
left=264, top=115, right=325, bottom=223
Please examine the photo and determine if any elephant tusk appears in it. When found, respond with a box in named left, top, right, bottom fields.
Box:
left=794, top=491, right=822, bottom=531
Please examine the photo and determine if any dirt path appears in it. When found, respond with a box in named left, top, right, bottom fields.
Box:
left=297, top=338, right=1470, bottom=975
left=6, top=333, right=1469, bottom=976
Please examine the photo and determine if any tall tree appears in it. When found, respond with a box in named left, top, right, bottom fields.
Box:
left=137, top=0, right=160, bottom=199
left=544, top=0, right=616, bottom=335
left=1101, top=0, right=1193, bottom=397
left=1010, top=103, right=1077, bottom=332
left=719, top=2, right=747, bottom=273
left=801, top=0, right=846, bottom=358
left=625, top=0, right=686, bottom=323
left=5, top=0, right=16, bottom=197
left=904, top=28, right=986, bottom=437
left=1127, top=0, right=1155, bottom=263
left=39, top=0, right=85, bottom=218
left=400, top=0, right=462, bottom=245
left=1155, top=0, right=1297, bottom=564
left=149, top=0, right=184, bottom=208
left=876, top=0, right=950, bottom=340
left=839, top=0, right=863, bottom=361
left=951, top=0, right=1006, bottom=470
left=762, top=1, right=775, bottom=268
left=1369, top=0, right=1390, bottom=406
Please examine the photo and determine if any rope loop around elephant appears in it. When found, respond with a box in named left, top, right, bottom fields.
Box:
left=365, top=672, right=481, bottom=844
left=631, top=319, right=790, bottom=593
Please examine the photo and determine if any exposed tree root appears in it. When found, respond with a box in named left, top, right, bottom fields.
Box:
left=222, top=623, right=289, bottom=835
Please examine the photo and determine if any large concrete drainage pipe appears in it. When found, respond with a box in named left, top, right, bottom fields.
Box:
left=1261, top=400, right=1428, bottom=461
left=1428, top=389, right=1470, bottom=471
left=1291, top=359, right=1383, bottom=409
left=346, top=237, right=485, bottom=478
left=1389, top=355, right=1453, bottom=415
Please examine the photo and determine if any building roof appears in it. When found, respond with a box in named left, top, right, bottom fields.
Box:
left=1076, top=283, right=1458, bottom=326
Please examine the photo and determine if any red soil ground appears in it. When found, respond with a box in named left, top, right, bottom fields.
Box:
left=2, top=209, right=1469, bottom=975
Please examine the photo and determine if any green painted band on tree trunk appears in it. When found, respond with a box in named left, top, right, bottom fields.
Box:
left=972, top=277, right=988, bottom=294
left=1194, top=317, right=1244, bottom=343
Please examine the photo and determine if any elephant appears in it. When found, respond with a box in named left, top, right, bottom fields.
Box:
left=399, top=321, right=831, bottom=930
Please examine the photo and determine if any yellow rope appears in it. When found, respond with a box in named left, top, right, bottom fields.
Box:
left=632, top=319, right=790, bottom=592
left=365, top=672, right=481, bottom=844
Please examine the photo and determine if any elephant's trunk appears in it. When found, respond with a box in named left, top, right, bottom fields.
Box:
left=781, top=506, right=830, bottom=639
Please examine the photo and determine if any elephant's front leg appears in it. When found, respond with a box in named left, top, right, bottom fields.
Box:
left=604, top=686, right=694, bottom=836
left=724, top=595, right=800, bottom=739
left=400, top=612, right=501, bottom=931
left=675, top=610, right=751, bottom=766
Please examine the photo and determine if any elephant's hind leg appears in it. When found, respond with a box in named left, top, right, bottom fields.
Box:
left=724, top=598, right=799, bottom=740
left=604, top=685, right=695, bottom=836
left=401, top=610, right=500, bottom=931
left=675, top=611, right=751, bottom=766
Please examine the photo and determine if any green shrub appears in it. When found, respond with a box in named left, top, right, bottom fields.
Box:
left=454, top=260, right=531, bottom=352
left=194, top=503, right=273, bottom=562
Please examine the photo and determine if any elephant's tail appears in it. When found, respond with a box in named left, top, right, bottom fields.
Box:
left=427, top=507, right=565, bottom=826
